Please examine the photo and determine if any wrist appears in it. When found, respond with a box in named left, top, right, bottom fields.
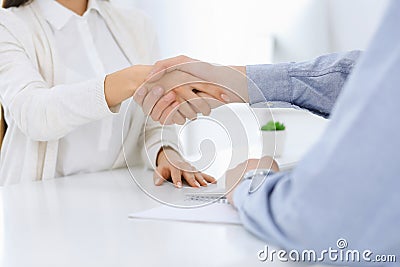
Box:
left=104, top=65, right=152, bottom=107
left=224, top=65, right=249, bottom=103
left=131, top=65, right=153, bottom=88
left=231, top=66, right=246, bottom=75
left=156, top=146, right=176, bottom=166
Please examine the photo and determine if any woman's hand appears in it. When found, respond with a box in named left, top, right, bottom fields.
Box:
left=104, top=56, right=249, bottom=126
left=225, top=156, right=279, bottom=206
left=154, top=147, right=216, bottom=188
left=104, top=63, right=226, bottom=125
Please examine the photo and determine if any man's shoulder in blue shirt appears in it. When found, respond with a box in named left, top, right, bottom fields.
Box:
left=234, top=1, right=400, bottom=265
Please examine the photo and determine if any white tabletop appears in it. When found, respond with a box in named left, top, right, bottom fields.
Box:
left=0, top=168, right=332, bottom=267
left=0, top=109, right=330, bottom=267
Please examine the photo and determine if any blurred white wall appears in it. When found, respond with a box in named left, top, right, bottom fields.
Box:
left=128, top=0, right=280, bottom=65
left=113, top=0, right=390, bottom=160
left=2, top=0, right=389, bottom=61
left=327, top=0, right=389, bottom=52
left=116, top=0, right=389, bottom=63
left=0, top=0, right=390, bottom=170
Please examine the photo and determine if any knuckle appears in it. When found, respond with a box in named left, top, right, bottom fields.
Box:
left=150, top=113, right=158, bottom=122
left=174, top=86, right=185, bottom=94
left=186, top=175, right=195, bottom=181
left=155, top=61, right=164, bottom=67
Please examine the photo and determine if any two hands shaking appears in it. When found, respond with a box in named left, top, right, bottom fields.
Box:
left=104, top=55, right=279, bottom=203
left=135, top=56, right=249, bottom=125
left=105, top=55, right=249, bottom=125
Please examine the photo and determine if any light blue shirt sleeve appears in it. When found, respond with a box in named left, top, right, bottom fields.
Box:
left=246, top=51, right=361, bottom=118
left=234, top=1, right=400, bottom=265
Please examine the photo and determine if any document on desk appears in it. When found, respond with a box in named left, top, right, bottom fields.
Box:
left=129, top=202, right=241, bottom=225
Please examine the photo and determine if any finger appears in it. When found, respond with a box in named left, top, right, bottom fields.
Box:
left=176, top=94, right=197, bottom=120
left=153, top=166, right=168, bottom=186
left=201, top=172, right=217, bottom=184
left=159, top=102, right=179, bottom=125
left=175, top=88, right=211, bottom=116
left=182, top=171, right=201, bottom=188
left=191, top=83, right=227, bottom=104
left=196, top=92, right=224, bottom=110
left=133, top=86, right=148, bottom=107
left=172, top=110, right=186, bottom=125
left=170, top=167, right=183, bottom=188
left=150, top=91, right=176, bottom=122
left=148, top=61, right=238, bottom=104
left=194, top=172, right=208, bottom=187
left=142, top=86, right=165, bottom=115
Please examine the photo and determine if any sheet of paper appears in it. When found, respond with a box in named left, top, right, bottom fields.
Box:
left=129, top=203, right=241, bottom=225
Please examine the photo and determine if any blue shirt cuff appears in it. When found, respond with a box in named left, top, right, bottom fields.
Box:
left=246, top=63, right=292, bottom=105
left=232, top=179, right=252, bottom=210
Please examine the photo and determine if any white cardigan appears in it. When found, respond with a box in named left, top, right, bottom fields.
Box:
left=0, top=1, right=178, bottom=185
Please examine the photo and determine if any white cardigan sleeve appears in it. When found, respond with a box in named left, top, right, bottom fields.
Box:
left=0, top=24, right=114, bottom=142
left=137, top=17, right=179, bottom=167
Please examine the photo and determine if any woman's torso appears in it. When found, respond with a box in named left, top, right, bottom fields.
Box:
left=37, top=0, right=134, bottom=176
left=0, top=0, right=159, bottom=184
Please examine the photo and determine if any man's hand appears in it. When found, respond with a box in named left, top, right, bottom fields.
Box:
left=154, top=147, right=216, bottom=188
left=225, top=156, right=279, bottom=206
left=134, top=70, right=226, bottom=124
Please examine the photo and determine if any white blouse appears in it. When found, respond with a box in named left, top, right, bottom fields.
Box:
left=37, top=0, right=134, bottom=176
left=0, top=0, right=178, bottom=185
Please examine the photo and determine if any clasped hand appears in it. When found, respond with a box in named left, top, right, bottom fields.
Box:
left=127, top=56, right=251, bottom=190
left=134, top=55, right=248, bottom=125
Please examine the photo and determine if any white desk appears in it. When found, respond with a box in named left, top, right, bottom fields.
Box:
left=0, top=109, right=329, bottom=267
left=0, top=168, right=331, bottom=267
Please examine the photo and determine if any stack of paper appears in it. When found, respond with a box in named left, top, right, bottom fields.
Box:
left=129, top=203, right=241, bottom=225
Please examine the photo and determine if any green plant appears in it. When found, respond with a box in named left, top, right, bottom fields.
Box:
left=261, top=120, right=286, bottom=131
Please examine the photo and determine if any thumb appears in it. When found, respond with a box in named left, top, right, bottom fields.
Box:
left=153, top=166, right=167, bottom=186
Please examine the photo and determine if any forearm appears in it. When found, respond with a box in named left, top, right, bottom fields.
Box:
left=0, top=23, right=154, bottom=141
left=246, top=51, right=361, bottom=117
left=104, top=65, right=152, bottom=107
left=7, top=66, right=152, bottom=142
left=7, top=79, right=114, bottom=141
